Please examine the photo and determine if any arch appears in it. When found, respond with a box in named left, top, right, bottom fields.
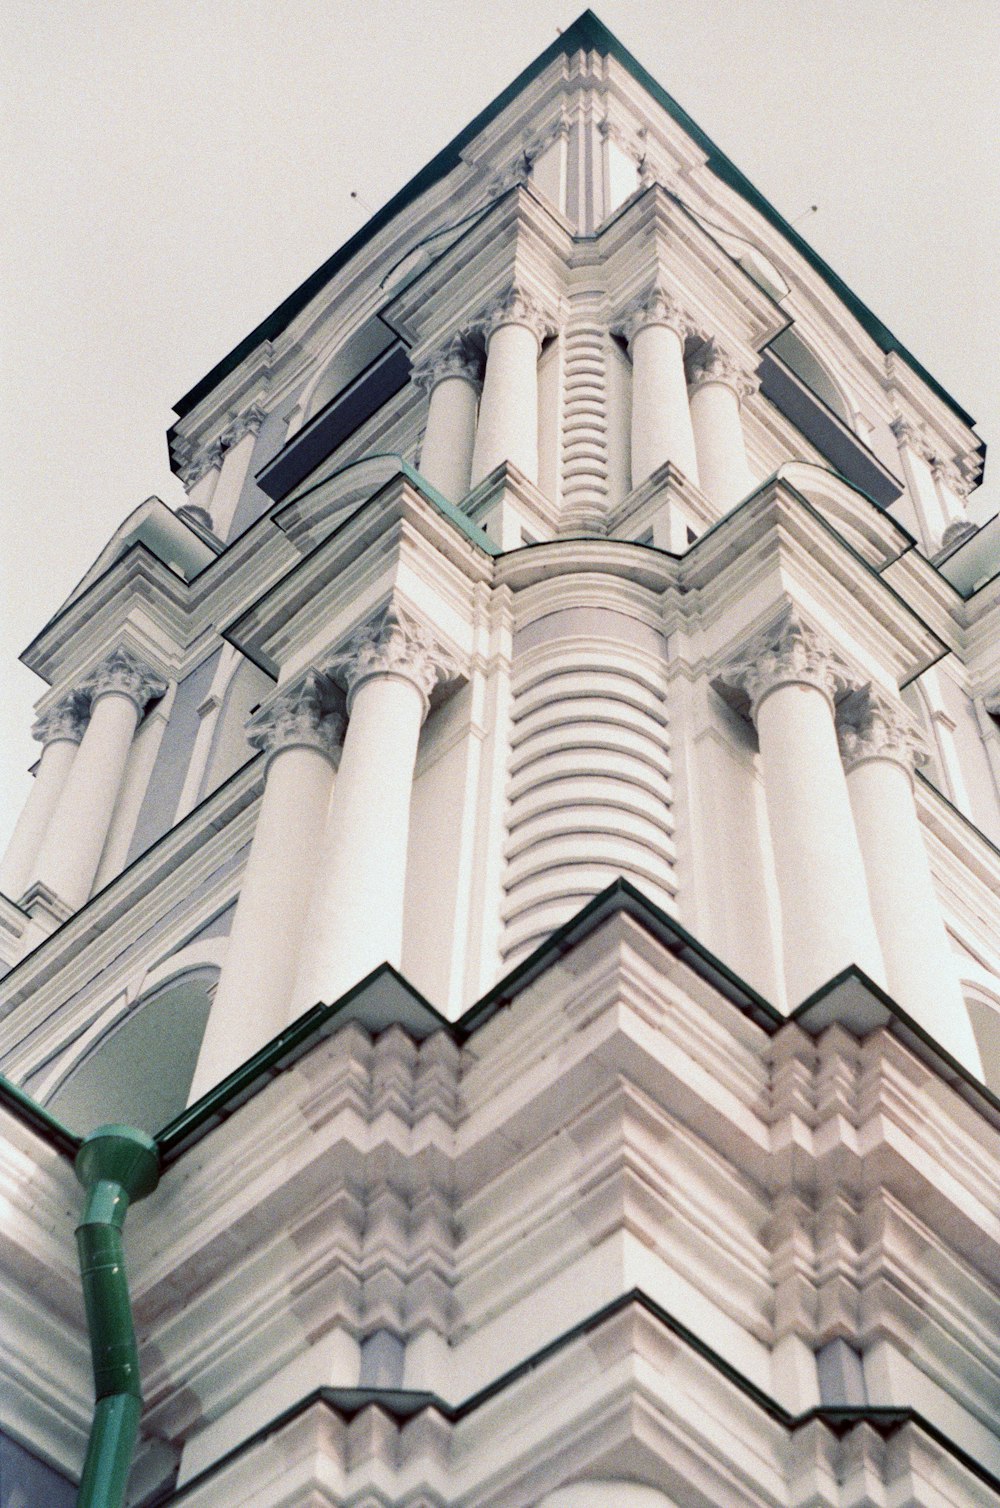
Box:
left=961, top=977, right=1000, bottom=1095
left=46, top=966, right=217, bottom=1136
left=200, top=655, right=274, bottom=797
left=769, top=327, right=854, bottom=427
left=302, top=319, right=397, bottom=425
left=539, top=1486, right=677, bottom=1508
left=901, top=681, right=949, bottom=798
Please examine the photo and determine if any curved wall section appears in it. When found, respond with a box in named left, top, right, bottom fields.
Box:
left=501, top=605, right=675, bottom=964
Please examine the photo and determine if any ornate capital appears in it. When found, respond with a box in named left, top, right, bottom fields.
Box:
left=83, top=648, right=167, bottom=714
left=687, top=338, right=758, bottom=402
left=714, top=608, right=853, bottom=723
left=221, top=401, right=268, bottom=452
left=326, top=609, right=460, bottom=716
left=476, top=284, right=555, bottom=349
left=836, top=684, right=928, bottom=775
left=889, top=415, right=936, bottom=465
left=32, top=692, right=90, bottom=747
left=930, top=455, right=973, bottom=498
left=247, top=670, right=343, bottom=767
left=613, top=282, right=693, bottom=347
left=412, top=335, right=483, bottom=396
left=179, top=441, right=224, bottom=488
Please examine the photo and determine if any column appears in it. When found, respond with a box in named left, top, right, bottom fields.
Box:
left=716, top=610, right=885, bottom=1003
left=32, top=649, right=166, bottom=911
left=837, top=685, right=983, bottom=1073
left=470, top=285, right=553, bottom=486
left=178, top=442, right=224, bottom=523
left=292, top=611, right=455, bottom=1012
left=890, top=418, right=951, bottom=553
left=0, top=694, right=89, bottom=901
left=930, top=457, right=978, bottom=552
left=688, top=337, right=757, bottom=509
left=209, top=403, right=267, bottom=540
left=616, top=283, right=699, bottom=488
left=413, top=336, right=482, bottom=502
left=188, top=672, right=342, bottom=1101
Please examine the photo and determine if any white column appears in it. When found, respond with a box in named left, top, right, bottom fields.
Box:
left=0, top=695, right=89, bottom=901
left=931, top=457, right=978, bottom=552
left=717, top=610, right=885, bottom=1004
left=188, top=672, right=342, bottom=1101
left=414, top=337, right=482, bottom=502
left=470, top=285, right=552, bottom=486
left=209, top=403, right=267, bottom=540
left=32, top=649, right=166, bottom=911
left=688, top=337, right=756, bottom=509
left=837, top=686, right=983, bottom=1073
left=292, top=612, right=453, bottom=1012
left=179, top=443, right=223, bottom=523
left=891, top=418, right=951, bottom=553
left=617, top=284, right=699, bottom=488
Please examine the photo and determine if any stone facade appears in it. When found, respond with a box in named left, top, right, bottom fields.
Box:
left=1, top=13, right=998, bottom=1505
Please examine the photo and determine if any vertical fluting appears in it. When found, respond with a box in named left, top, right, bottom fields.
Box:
left=560, top=292, right=609, bottom=533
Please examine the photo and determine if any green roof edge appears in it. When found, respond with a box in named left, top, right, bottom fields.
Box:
left=172, top=10, right=976, bottom=430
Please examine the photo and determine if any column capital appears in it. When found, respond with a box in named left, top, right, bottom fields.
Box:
left=613, top=282, right=694, bottom=348
left=220, top=400, right=268, bottom=452
left=82, top=648, right=167, bottom=714
left=687, top=337, right=759, bottom=403
left=326, top=608, right=460, bottom=716
left=889, top=414, right=936, bottom=463
left=31, top=692, right=90, bottom=747
left=930, top=454, right=973, bottom=498
left=247, top=670, right=343, bottom=767
left=179, top=440, right=225, bottom=488
left=837, top=684, right=929, bottom=776
left=475, top=283, right=556, bottom=349
left=412, top=334, right=483, bottom=396
left=715, top=608, right=854, bottom=723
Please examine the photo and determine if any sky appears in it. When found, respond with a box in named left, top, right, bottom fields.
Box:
left=1, top=0, right=998, bottom=852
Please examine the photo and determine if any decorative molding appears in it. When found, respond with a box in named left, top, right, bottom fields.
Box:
left=31, top=693, right=90, bottom=747
left=325, top=607, right=461, bottom=715
left=686, top=337, right=758, bottom=402
left=82, top=647, right=167, bottom=714
left=836, top=684, right=929, bottom=775
left=220, top=401, right=268, bottom=452
left=412, top=335, right=483, bottom=396
left=475, top=283, right=556, bottom=349
left=246, top=670, right=343, bottom=767
left=612, top=282, right=694, bottom=348
left=714, top=607, right=855, bottom=722
left=179, top=441, right=225, bottom=488
left=930, top=455, right=973, bottom=499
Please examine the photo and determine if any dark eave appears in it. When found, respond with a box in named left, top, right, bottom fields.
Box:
left=172, top=10, right=976, bottom=429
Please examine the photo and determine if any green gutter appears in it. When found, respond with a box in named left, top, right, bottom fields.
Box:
left=172, top=10, right=975, bottom=428
left=74, top=1125, right=160, bottom=1508
left=0, top=1071, right=81, bottom=1159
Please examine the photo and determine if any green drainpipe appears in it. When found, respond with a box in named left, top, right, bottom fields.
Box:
left=74, top=1124, right=160, bottom=1508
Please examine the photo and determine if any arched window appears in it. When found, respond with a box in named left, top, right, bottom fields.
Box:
left=46, top=967, right=217, bottom=1136
left=769, top=328, right=853, bottom=426
left=305, top=320, right=397, bottom=425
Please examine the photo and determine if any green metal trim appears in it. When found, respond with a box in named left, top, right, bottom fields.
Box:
left=74, top=1125, right=160, bottom=1508
left=163, top=1287, right=1000, bottom=1502
left=0, top=1072, right=81, bottom=1159
left=172, top=11, right=976, bottom=429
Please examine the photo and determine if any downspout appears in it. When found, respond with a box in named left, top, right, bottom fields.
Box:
left=74, top=1124, right=160, bottom=1508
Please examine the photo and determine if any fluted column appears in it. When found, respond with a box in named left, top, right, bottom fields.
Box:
left=189, top=672, right=342, bottom=1101
left=0, top=694, right=89, bottom=901
left=292, top=611, right=456, bottom=1012
left=688, top=338, right=757, bottom=509
left=32, top=649, right=166, bottom=911
left=716, top=610, right=885, bottom=1003
left=470, top=285, right=553, bottom=486
left=616, top=284, right=699, bottom=488
left=414, top=336, right=482, bottom=502
left=837, top=686, right=982, bottom=1072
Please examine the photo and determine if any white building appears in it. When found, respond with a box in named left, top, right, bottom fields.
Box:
left=1, top=13, right=999, bottom=1505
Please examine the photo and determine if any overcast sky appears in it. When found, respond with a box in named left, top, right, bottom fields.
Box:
left=1, top=0, right=998, bottom=853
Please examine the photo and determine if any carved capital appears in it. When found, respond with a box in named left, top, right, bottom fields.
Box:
left=613, top=282, right=693, bottom=348
left=715, top=608, right=853, bottom=723
left=930, top=455, right=973, bottom=499
left=221, top=401, right=268, bottom=452
left=476, top=284, right=555, bottom=349
left=83, top=648, right=167, bottom=714
left=32, top=692, right=90, bottom=747
left=412, top=335, right=482, bottom=396
left=687, top=337, right=758, bottom=402
left=327, top=609, right=460, bottom=716
left=836, top=684, right=928, bottom=775
left=247, top=670, right=343, bottom=767
left=890, top=416, right=936, bottom=465
left=179, top=441, right=225, bottom=488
